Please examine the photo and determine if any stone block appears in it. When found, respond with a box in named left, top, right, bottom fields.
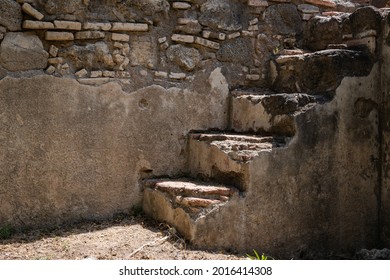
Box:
left=23, top=20, right=54, bottom=29
left=155, top=71, right=168, bottom=78
left=75, top=68, right=88, bottom=78
left=227, top=32, right=240, bottom=40
left=304, top=0, right=337, bottom=8
left=169, top=72, right=186, bottom=80
left=22, top=3, right=44, bottom=20
left=195, top=37, right=220, bottom=50
left=83, top=22, right=111, bottom=31
left=54, top=20, right=82, bottom=30
left=75, top=31, right=106, bottom=40
left=45, top=32, right=75, bottom=41
left=49, top=45, right=59, bottom=57
left=45, top=65, right=56, bottom=74
left=48, top=57, right=65, bottom=65
left=111, top=22, right=148, bottom=32
left=171, top=34, right=195, bottom=43
left=90, top=71, right=103, bottom=78
left=0, top=32, right=48, bottom=71
left=111, top=33, right=130, bottom=42
left=0, top=0, right=22, bottom=31
left=172, top=2, right=192, bottom=9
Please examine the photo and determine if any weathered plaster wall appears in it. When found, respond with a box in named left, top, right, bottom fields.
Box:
left=0, top=69, right=229, bottom=228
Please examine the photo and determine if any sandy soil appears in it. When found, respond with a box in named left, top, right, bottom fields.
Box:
left=0, top=215, right=245, bottom=260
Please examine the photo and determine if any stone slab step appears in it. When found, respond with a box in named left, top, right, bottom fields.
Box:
left=270, top=49, right=373, bottom=93
left=230, top=92, right=322, bottom=136
left=190, top=132, right=287, bottom=162
left=142, top=178, right=239, bottom=241
left=188, top=132, right=288, bottom=191
left=144, top=178, right=238, bottom=199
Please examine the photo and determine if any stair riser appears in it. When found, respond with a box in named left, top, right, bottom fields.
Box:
left=230, top=96, right=295, bottom=136
left=188, top=137, right=250, bottom=191
left=142, top=188, right=196, bottom=240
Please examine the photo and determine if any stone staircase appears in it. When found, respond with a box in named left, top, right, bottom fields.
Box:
left=142, top=42, right=374, bottom=248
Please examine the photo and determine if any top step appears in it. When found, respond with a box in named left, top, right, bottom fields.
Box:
left=270, top=49, right=373, bottom=93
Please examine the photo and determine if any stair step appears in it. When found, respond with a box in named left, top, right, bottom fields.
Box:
left=145, top=178, right=237, bottom=199
left=270, top=49, right=373, bottom=93
left=142, top=178, right=239, bottom=241
left=190, top=132, right=287, bottom=162
left=230, top=92, right=322, bottom=136
left=188, top=132, right=288, bottom=191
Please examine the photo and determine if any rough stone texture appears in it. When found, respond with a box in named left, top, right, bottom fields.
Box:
left=60, top=42, right=114, bottom=70
left=264, top=4, right=303, bottom=35
left=271, top=50, right=374, bottom=93
left=216, top=37, right=252, bottom=65
left=43, top=0, right=83, bottom=14
left=199, top=0, right=243, bottom=32
left=0, top=68, right=229, bottom=230
left=0, top=0, right=22, bottom=31
left=166, top=45, right=201, bottom=71
left=0, top=33, right=48, bottom=71
left=305, top=16, right=343, bottom=51
left=349, top=6, right=382, bottom=36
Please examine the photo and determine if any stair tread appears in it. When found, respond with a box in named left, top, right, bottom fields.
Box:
left=190, top=132, right=287, bottom=162
left=153, top=179, right=237, bottom=196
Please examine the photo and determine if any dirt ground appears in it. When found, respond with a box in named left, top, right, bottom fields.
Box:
left=0, top=214, right=245, bottom=260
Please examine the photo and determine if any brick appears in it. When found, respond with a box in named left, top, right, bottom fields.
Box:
left=90, top=71, right=103, bottom=78
left=111, top=33, right=130, bottom=42
left=246, top=74, right=260, bottom=81
left=22, top=3, right=44, bottom=20
left=227, top=32, right=241, bottom=40
left=23, top=20, right=54, bottom=29
left=45, top=31, right=74, bottom=41
left=155, top=71, right=168, bottom=78
left=75, top=31, right=105, bottom=40
left=111, top=22, right=148, bottom=32
left=83, top=22, right=111, bottom=31
left=247, top=0, right=269, bottom=7
left=304, top=0, right=337, bottom=8
left=171, top=34, right=195, bottom=43
left=177, top=18, right=199, bottom=25
left=103, top=71, right=116, bottom=78
left=172, top=2, right=191, bottom=9
left=194, top=37, right=220, bottom=50
left=169, top=72, right=186, bottom=80
left=54, top=20, right=82, bottom=30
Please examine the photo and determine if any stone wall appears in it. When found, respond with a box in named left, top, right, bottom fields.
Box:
left=1, top=0, right=390, bottom=258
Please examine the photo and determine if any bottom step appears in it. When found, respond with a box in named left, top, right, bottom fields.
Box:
left=142, top=178, right=239, bottom=241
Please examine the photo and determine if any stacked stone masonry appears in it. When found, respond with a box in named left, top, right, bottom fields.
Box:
left=1, top=0, right=390, bottom=259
